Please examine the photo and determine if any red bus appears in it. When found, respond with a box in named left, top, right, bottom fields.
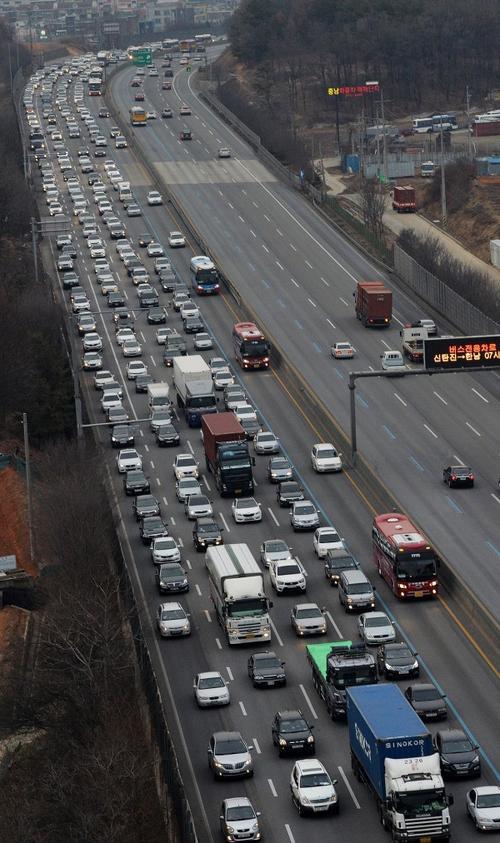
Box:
left=232, top=322, right=270, bottom=370
left=88, top=81, right=102, bottom=96
left=372, top=512, right=439, bottom=599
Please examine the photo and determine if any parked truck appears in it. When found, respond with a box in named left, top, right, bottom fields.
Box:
left=400, top=325, right=428, bottom=362
left=307, top=641, right=377, bottom=720
left=205, top=544, right=272, bottom=645
left=147, top=382, right=170, bottom=411
left=354, top=281, right=392, bottom=327
left=392, top=185, right=416, bottom=212
left=347, top=684, right=453, bottom=841
left=202, top=412, right=254, bottom=496
left=173, top=355, right=217, bottom=427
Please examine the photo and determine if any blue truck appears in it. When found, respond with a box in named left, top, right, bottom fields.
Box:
left=347, top=685, right=453, bottom=841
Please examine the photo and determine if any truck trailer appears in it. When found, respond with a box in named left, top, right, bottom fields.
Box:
left=392, top=185, right=416, bottom=212
left=354, top=281, right=392, bottom=327
left=347, top=684, right=453, bottom=841
left=202, top=412, right=254, bottom=496
left=205, top=544, right=272, bottom=645
left=400, top=325, right=428, bottom=362
left=173, top=355, right=216, bottom=427
left=307, top=641, right=377, bottom=720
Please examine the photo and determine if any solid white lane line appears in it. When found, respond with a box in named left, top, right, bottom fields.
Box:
left=338, top=766, right=361, bottom=809
left=299, top=684, right=318, bottom=719
left=472, top=387, right=489, bottom=403
left=285, top=825, right=295, bottom=843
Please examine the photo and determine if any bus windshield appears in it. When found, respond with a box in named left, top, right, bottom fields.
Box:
left=241, top=340, right=268, bottom=358
left=396, top=557, right=437, bottom=580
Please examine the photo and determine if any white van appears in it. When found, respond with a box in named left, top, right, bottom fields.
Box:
left=118, top=181, right=131, bottom=202
left=380, top=350, right=406, bottom=372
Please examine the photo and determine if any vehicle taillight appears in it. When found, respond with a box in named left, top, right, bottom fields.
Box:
left=451, top=475, right=457, bottom=481
left=470, top=474, right=474, bottom=480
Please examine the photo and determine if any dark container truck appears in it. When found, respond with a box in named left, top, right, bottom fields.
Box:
left=202, top=412, right=254, bottom=496
left=307, top=641, right=377, bottom=720
left=354, top=280, right=392, bottom=327
left=347, top=684, right=453, bottom=841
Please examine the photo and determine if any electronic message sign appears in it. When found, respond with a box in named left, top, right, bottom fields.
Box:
left=424, top=335, right=500, bottom=370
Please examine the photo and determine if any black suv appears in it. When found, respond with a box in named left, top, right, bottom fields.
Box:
left=324, top=549, right=360, bottom=586
left=124, top=469, right=150, bottom=496
left=271, top=710, right=315, bottom=756
left=193, top=517, right=224, bottom=551
left=247, top=652, right=286, bottom=688
left=276, top=481, right=305, bottom=507
left=111, top=424, right=135, bottom=448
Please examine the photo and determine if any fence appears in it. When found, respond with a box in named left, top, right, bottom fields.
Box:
left=394, top=245, right=500, bottom=335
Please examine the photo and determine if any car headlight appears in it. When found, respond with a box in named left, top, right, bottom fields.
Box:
left=226, top=826, right=235, bottom=834
left=214, top=761, right=224, bottom=769
left=279, top=738, right=287, bottom=746
left=307, top=735, right=314, bottom=743
left=472, top=755, right=479, bottom=764
left=182, top=623, right=189, bottom=631
left=385, top=662, right=392, bottom=671
left=254, top=675, right=264, bottom=681
left=301, top=795, right=311, bottom=806
left=242, top=758, right=251, bottom=767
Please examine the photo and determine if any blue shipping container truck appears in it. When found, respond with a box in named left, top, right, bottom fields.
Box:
left=347, top=685, right=453, bottom=841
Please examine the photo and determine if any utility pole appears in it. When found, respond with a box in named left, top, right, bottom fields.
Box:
left=23, top=413, right=35, bottom=566
left=440, top=116, right=447, bottom=226
left=465, top=85, right=472, bottom=160
left=380, top=87, right=388, bottom=183
left=31, top=218, right=39, bottom=283
left=7, top=42, right=13, bottom=94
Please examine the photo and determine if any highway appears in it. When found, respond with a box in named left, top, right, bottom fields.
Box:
left=30, top=53, right=499, bottom=843
left=107, top=53, right=500, bottom=621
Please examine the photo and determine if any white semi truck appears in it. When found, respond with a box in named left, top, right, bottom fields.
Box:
left=205, top=544, right=272, bottom=645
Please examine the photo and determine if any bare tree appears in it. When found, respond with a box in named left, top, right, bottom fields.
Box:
left=360, top=177, right=386, bottom=242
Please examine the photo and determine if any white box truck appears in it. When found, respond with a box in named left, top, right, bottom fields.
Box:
left=147, top=382, right=170, bottom=411
left=205, top=544, right=272, bottom=645
left=173, top=355, right=216, bottom=427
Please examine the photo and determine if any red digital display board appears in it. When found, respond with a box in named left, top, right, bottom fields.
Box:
left=423, top=335, right=500, bottom=370
left=327, top=84, right=380, bottom=97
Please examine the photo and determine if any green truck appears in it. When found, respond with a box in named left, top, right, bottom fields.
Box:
left=306, top=641, right=377, bottom=720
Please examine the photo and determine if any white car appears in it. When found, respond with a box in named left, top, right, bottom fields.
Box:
left=173, top=454, right=199, bottom=480
left=184, top=494, right=213, bottom=520
left=168, top=231, right=186, bottom=248
left=194, top=332, right=214, bottom=350
left=233, top=403, right=258, bottom=424
left=218, top=147, right=231, bottom=158
left=116, top=448, right=143, bottom=473
left=82, top=332, right=103, bottom=352
left=208, top=357, right=227, bottom=375
left=254, top=430, right=280, bottom=454
left=331, top=341, right=354, bottom=359
left=156, top=601, right=190, bottom=638
left=231, top=497, right=262, bottom=523
left=291, top=603, right=327, bottom=636
left=194, top=671, right=230, bottom=707
left=311, top=443, right=343, bottom=473
left=151, top=536, right=181, bottom=565
left=179, top=104, right=191, bottom=115
left=176, top=477, right=202, bottom=503
left=290, top=500, right=320, bottom=531
left=90, top=243, right=106, bottom=259
left=290, top=759, right=339, bottom=816
left=126, top=360, right=148, bottom=380
left=147, top=191, right=163, bottom=205
left=213, top=368, right=234, bottom=390
left=116, top=328, right=136, bottom=346
left=147, top=110, right=157, bottom=120
left=147, top=242, right=164, bottom=257
left=122, top=338, right=142, bottom=357
left=260, top=539, right=292, bottom=568
left=180, top=301, right=200, bottom=321
left=313, top=527, right=345, bottom=558
left=94, top=370, right=115, bottom=390
left=156, top=327, right=170, bottom=345
left=358, top=611, right=396, bottom=645
left=466, top=786, right=500, bottom=832
left=269, top=559, right=306, bottom=593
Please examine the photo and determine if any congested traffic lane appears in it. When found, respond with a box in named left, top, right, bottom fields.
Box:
left=107, top=60, right=500, bottom=618
left=33, top=73, right=499, bottom=843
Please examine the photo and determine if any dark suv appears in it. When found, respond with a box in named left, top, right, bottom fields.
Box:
left=271, top=710, right=315, bottom=756
left=324, top=549, right=360, bottom=586
left=193, top=517, right=224, bottom=551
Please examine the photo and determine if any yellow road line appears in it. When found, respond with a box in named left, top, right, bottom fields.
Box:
left=438, top=595, right=499, bottom=678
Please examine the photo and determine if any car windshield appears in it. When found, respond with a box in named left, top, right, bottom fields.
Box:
left=296, top=608, right=321, bottom=619
left=199, top=676, right=224, bottom=689
left=254, top=657, right=280, bottom=669
left=265, top=541, right=288, bottom=554
left=477, top=794, right=500, bottom=808
left=349, top=583, right=371, bottom=594
left=161, top=609, right=185, bottom=621
left=300, top=773, right=330, bottom=788
left=442, top=738, right=473, bottom=753
left=155, top=539, right=175, bottom=549
left=387, top=646, right=412, bottom=660
left=179, top=480, right=198, bottom=490
left=226, top=806, right=255, bottom=821
left=198, top=522, right=218, bottom=533
left=452, top=467, right=471, bottom=475
left=366, top=616, right=390, bottom=627
left=216, top=739, right=246, bottom=755
left=413, top=687, right=441, bottom=701
left=318, top=449, right=337, bottom=459
left=281, top=718, right=308, bottom=733
left=328, top=557, right=355, bottom=570
left=145, top=519, right=163, bottom=529
left=178, top=457, right=195, bottom=467
left=278, top=564, right=300, bottom=575
left=162, top=565, right=184, bottom=577
left=295, top=504, right=315, bottom=516
left=237, top=499, right=257, bottom=508
left=319, top=532, right=339, bottom=543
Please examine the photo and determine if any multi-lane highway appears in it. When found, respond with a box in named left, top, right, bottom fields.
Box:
left=29, top=50, right=499, bottom=843
left=108, top=53, right=500, bottom=621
